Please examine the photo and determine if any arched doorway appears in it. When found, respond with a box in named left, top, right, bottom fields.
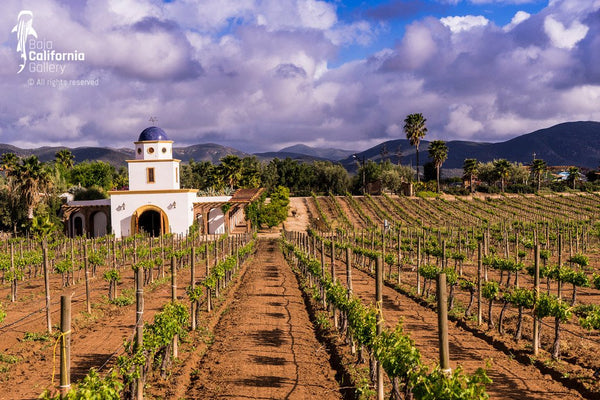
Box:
left=73, top=215, right=84, bottom=237
left=92, top=211, right=108, bottom=237
left=131, top=205, right=169, bottom=237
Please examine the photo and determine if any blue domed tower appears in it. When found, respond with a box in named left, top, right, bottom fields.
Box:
left=109, top=126, right=200, bottom=237
left=135, top=126, right=173, bottom=160
left=128, top=126, right=179, bottom=190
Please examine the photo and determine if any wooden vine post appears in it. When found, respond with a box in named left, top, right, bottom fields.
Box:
left=375, top=255, right=384, bottom=400
left=320, top=240, right=326, bottom=308
left=533, top=244, right=540, bottom=356
left=135, top=265, right=144, bottom=400
left=206, top=238, right=212, bottom=312
left=477, top=242, right=482, bottom=326
left=10, top=243, right=15, bottom=302
left=59, top=294, right=71, bottom=398
left=416, top=237, right=421, bottom=295
left=43, top=241, right=52, bottom=334
left=397, top=230, right=402, bottom=284
left=83, top=244, right=91, bottom=314
left=171, top=255, right=178, bottom=358
left=437, top=272, right=451, bottom=373
left=190, top=247, right=196, bottom=330
left=346, top=247, right=353, bottom=295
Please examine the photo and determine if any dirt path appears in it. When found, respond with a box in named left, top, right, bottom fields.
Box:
left=285, top=197, right=310, bottom=232
left=331, top=259, right=585, bottom=400
left=185, top=238, right=342, bottom=399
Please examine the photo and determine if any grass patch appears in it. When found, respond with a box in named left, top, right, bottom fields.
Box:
left=110, top=288, right=135, bottom=306
left=23, top=331, right=50, bottom=342
left=0, top=353, right=19, bottom=364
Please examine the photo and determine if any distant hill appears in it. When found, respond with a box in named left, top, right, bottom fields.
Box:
left=253, top=151, right=329, bottom=163
left=0, top=121, right=598, bottom=170
left=340, top=121, right=600, bottom=170
left=0, top=143, right=250, bottom=167
left=279, top=144, right=356, bottom=161
left=173, top=144, right=250, bottom=164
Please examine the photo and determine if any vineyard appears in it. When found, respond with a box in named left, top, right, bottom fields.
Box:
left=3, top=192, right=600, bottom=399
left=284, top=192, right=600, bottom=398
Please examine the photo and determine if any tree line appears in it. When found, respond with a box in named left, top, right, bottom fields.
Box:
left=0, top=113, right=598, bottom=235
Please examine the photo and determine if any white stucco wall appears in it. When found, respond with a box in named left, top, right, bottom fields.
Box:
left=110, top=190, right=198, bottom=237
left=128, top=160, right=180, bottom=191
left=134, top=140, right=173, bottom=160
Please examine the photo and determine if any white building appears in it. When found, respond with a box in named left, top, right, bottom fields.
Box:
left=62, top=127, right=261, bottom=238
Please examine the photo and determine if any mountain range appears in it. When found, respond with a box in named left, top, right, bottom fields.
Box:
left=340, top=121, right=600, bottom=171
left=0, top=121, right=598, bottom=170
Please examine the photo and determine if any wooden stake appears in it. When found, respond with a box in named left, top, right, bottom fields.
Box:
left=59, top=295, right=71, bottom=398
left=190, top=247, right=196, bottom=330
left=437, top=273, right=451, bottom=373
left=533, top=244, right=540, bottom=356
left=83, top=245, right=91, bottom=314
left=477, top=242, right=482, bottom=326
left=43, top=243, right=52, bottom=334
left=346, top=247, right=353, bottom=295
left=375, top=255, right=384, bottom=400
left=135, top=266, right=144, bottom=400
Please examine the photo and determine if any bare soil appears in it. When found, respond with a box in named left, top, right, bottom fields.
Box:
left=0, top=254, right=208, bottom=400
left=185, top=238, right=343, bottom=399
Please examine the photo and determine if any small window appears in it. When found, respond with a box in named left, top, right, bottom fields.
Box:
left=162, top=147, right=167, bottom=153
left=147, top=147, right=155, bottom=154
left=147, top=167, right=155, bottom=183
left=137, top=148, right=142, bottom=154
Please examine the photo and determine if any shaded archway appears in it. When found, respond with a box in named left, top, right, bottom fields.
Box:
left=131, top=205, right=169, bottom=237
left=91, top=211, right=108, bottom=237
left=73, top=216, right=84, bottom=237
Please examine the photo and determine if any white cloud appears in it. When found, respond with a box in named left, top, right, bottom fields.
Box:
left=2, top=0, right=600, bottom=153
left=440, top=15, right=489, bottom=33
left=544, top=15, right=589, bottom=49
left=297, top=0, right=337, bottom=30
left=444, top=104, right=484, bottom=138
left=396, top=22, right=439, bottom=68
left=503, top=11, right=531, bottom=31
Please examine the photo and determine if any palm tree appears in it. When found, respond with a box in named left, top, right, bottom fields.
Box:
left=1, top=153, right=24, bottom=233
left=494, top=159, right=511, bottom=193
left=531, top=159, right=547, bottom=191
left=428, top=140, right=448, bottom=193
left=463, top=158, right=478, bottom=193
left=11, top=156, right=52, bottom=219
left=567, top=166, right=580, bottom=189
left=55, top=149, right=75, bottom=170
left=1, top=153, right=19, bottom=171
left=403, top=113, right=427, bottom=183
left=219, top=155, right=242, bottom=191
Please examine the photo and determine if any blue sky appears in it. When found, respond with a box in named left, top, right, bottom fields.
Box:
left=332, top=0, right=548, bottom=66
left=1, top=0, right=599, bottom=153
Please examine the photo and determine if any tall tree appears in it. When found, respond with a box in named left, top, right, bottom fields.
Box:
left=9, top=156, right=52, bottom=219
left=463, top=158, right=478, bottom=193
left=494, top=159, right=511, bottom=193
left=427, top=140, right=448, bottom=193
left=239, top=156, right=262, bottom=188
left=531, top=159, right=547, bottom=191
left=218, top=155, right=243, bottom=191
left=0, top=153, right=25, bottom=233
left=403, top=113, right=427, bottom=183
left=55, top=149, right=75, bottom=170
left=567, top=166, right=580, bottom=189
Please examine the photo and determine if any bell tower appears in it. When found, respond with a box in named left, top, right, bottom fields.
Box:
left=127, top=126, right=180, bottom=191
